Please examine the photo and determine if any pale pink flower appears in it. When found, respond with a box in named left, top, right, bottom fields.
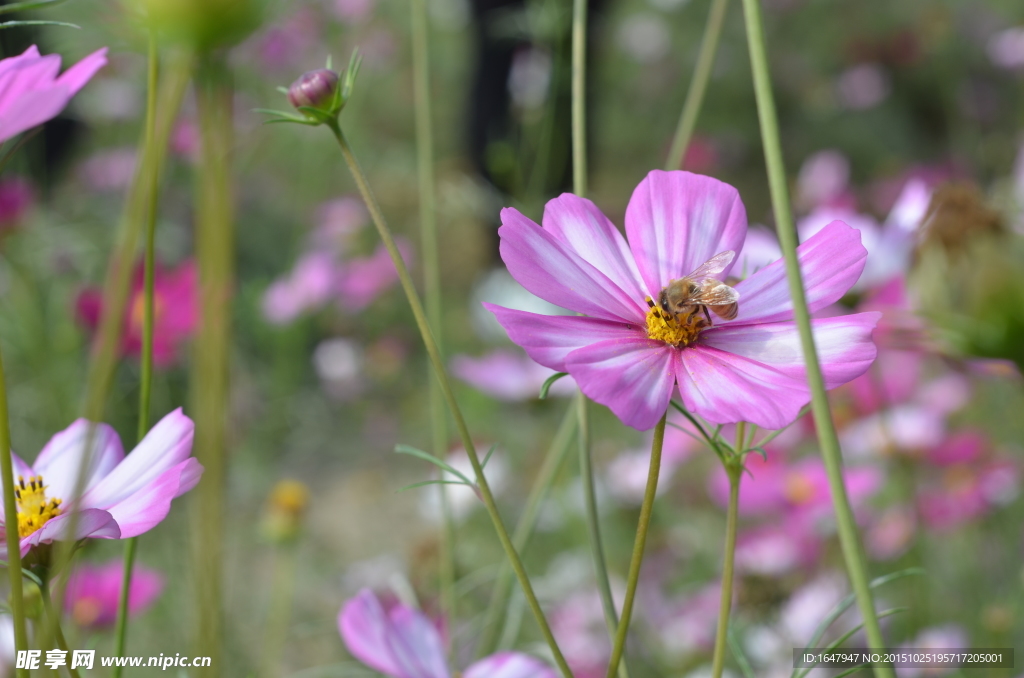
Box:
left=836, top=63, right=890, bottom=110
left=796, top=149, right=851, bottom=210
left=0, top=410, right=201, bottom=556
left=339, top=590, right=557, bottom=678
left=987, top=27, right=1024, bottom=70
left=77, top=148, right=137, bottom=192
left=336, top=242, right=407, bottom=312
left=262, top=252, right=337, bottom=324
left=451, top=349, right=576, bottom=401
left=65, top=560, right=164, bottom=628
left=897, top=625, right=969, bottom=678
left=866, top=505, right=916, bottom=560
left=735, top=523, right=820, bottom=576
left=0, top=45, right=107, bottom=143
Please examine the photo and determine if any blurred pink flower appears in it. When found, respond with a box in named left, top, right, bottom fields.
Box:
left=796, top=149, right=852, bottom=210
left=0, top=45, right=107, bottom=143
left=170, top=119, right=200, bottom=163
left=606, top=411, right=700, bottom=503
left=488, top=170, right=879, bottom=431
left=262, top=252, right=336, bottom=324
left=846, top=349, right=924, bottom=416
left=337, top=242, right=408, bottom=312
left=332, top=0, right=375, bottom=24
left=0, top=177, right=33, bottom=232
left=0, top=409, right=201, bottom=557
left=651, top=583, right=720, bottom=658
left=866, top=505, right=916, bottom=560
left=255, top=8, right=321, bottom=71
left=735, top=523, right=820, bottom=576
left=451, top=349, right=576, bottom=401
left=77, top=148, right=137, bottom=192
left=918, top=459, right=1020, bottom=532
left=339, top=589, right=557, bottom=678
left=65, top=560, right=163, bottom=628
left=681, top=136, right=718, bottom=174
left=76, top=260, right=198, bottom=367
left=836, top=63, right=890, bottom=110
left=898, top=625, right=969, bottom=678
left=313, top=196, right=368, bottom=250
left=987, top=27, right=1024, bottom=70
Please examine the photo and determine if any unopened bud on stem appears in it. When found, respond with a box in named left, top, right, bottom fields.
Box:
left=288, top=69, right=340, bottom=112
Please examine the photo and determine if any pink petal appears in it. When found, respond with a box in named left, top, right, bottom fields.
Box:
left=0, top=45, right=42, bottom=81
left=565, top=337, right=676, bottom=431
left=484, top=303, right=640, bottom=372
left=54, top=48, right=108, bottom=96
left=464, top=652, right=558, bottom=678
left=700, top=313, right=881, bottom=390
left=542, top=193, right=646, bottom=301
left=101, top=458, right=202, bottom=538
left=386, top=606, right=450, bottom=678
left=31, top=419, right=125, bottom=501
left=0, top=86, right=71, bottom=144
left=724, top=220, right=866, bottom=326
left=0, top=52, right=61, bottom=113
left=676, top=346, right=813, bottom=430
left=18, top=509, right=120, bottom=556
left=339, top=590, right=405, bottom=677
left=79, top=409, right=194, bottom=509
left=499, top=207, right=645, bottom=323
left=624, top=170, right=747, bottom=297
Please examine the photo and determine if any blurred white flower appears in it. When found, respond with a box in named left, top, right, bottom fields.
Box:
left=617, top=13, right=671, bottom=64
left=780, top=574, right=847, bottom=643
left=508, top=47, right=552, bottom=111
left=312, top=337, right=365, bottom=400
left=837, top=63, right=890, bottom=110
left=419, top=447, right=508, bottom=523
left=471, top=267, right=569, bottom=342
left=797, top=149, right=850, bottom=209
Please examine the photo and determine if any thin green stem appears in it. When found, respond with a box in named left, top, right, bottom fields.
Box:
left=665, top=0, right=730, bottom=172
left=190, top=53, right=234, bottom=675
left=408, top=0, right=455, bottom=639
left=710, top=461, right=741, bottom=678
left=112, top=34, right=161, bottom=674
left=577, top=393, right=629, bottom=678
left=0, top=347, right=27, bottom=676
left=604, top=412, right=666, bottom=678
left=259, top=545, right=298, bottom=677
left=478, top=406, right=577, bottom=656
left=738, top=1, right=892, bottom=675
left=40, top=584, right=81, bottom=678
left=571, top=0, right=587, bottom=197
left=328, top=123, right=572, bottom=677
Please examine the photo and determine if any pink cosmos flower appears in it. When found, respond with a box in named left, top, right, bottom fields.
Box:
left=339, top=589, right=557, bottom=678
left=76, top=260, right=198, bottom=367
left=0, top=409, right=201, bottom=557
left=451, top=349, right=576, bottom=401
left=64, top=560, right=164, bottom=628
left=336, top=242, right=406, bottom=312
left=487, top=171, right=880, bottom=431
left=0, top=45, right=107, bottom=144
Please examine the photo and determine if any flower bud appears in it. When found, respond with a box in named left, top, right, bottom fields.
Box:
left=288, top=69, right=341, bottom=113
left=261, top=479, right=310, bottom=543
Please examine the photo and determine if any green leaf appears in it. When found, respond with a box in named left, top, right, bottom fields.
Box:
left=481, top=443, right=498, bottom=469
left=398, top=479, right=474, bottom=492
left=0, top=19, right=78, bottom=28
left=539, top=372, right=568, bottom=399
left=0, top=0, right=69, bottom=15
left=796, top=608, right=908, bottom=678
left=790, top=568, right=925, bottom=678
left=394, top=444, right=474, bottom=486
left=728, top=625, right=756, bottom=678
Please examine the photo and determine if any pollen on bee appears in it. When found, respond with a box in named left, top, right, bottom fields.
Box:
left=644, top=296, right=706, bottom=348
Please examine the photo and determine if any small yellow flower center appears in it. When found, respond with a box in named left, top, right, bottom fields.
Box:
left=783, top=472, right=816, bottom=505
left=644, top=296, right=708, bottom=348
left=72, top=597, right=103, bottom=627
left=14, top=475, right=63, bottom=538
left=128, top=292, right=165, bottom=334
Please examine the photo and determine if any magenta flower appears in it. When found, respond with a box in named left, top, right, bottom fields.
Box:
left=487, top=170, right=879, bottom=430
left=65, top=560, right=164, bottom=628
left=339, top=589, right=557, bottom=678
left=0, top=45, right=107, bottom=144
left=76, top=260, right=198, bottom=367
left=0, top=409, right=202, bottom=556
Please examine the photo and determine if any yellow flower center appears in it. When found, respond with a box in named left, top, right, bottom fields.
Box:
left=72, top=597, right=103, bottom=627
left=128, top=292, right=165, bottom=334
left=644, top=296, right=708, bottom=347
left=783, top=472, right=816, bottom=505
left=14, top=475, right=63, bottom=538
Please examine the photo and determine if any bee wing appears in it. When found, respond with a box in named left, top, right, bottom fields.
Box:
left=696, top=282, right=740, bottom=305
left=684, top=250, right=736, bottom=282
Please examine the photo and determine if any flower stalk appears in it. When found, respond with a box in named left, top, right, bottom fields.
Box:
left=739, top=0, right=892, bottom=673
left=665, top=0, right=730, bottom=172
left=112, top=33, right=162, bottom=674
left=604, top=412, right=666, bottom=678
left=0, top=336, right=28, bottom=677
left=190, top=52, right=235, bottom=673
left=408, top=0, right=455, bottom=637
left=327, top=122, right=572, bottom=677
left=711, top=450, right=742, bottom=678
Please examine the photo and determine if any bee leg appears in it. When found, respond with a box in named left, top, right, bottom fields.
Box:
left=703, top=306, right=712, bottom=325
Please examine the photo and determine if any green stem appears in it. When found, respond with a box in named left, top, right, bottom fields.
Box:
left=578, top=393, right=629, bottom=678
left=738, top=1, right=892, bottom=675
left=327, top=123, right=572, bottom=677
left=40, top=584, right=81, bottom=678
left=259, top=545, right=298, bottom=677
left=604, top=412, right=666, bottom=678
left=665, top=0, right=730, bottom=172
left=571, top=0, right=587, bottom=197
left=478, top=405, right=577, bottom=656
left=408, top=0, right=455, bottom=639
left=711, top=460, right=741, bottom=678
left=0, top=347, right=28, bottom=677
left=112, top=34, right=161, bottom=675
left=190, top=53, right=234, bottom=675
